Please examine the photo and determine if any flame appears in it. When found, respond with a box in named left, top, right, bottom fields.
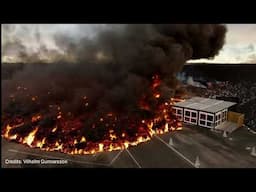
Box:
left=1, top=73, right=185, bottom=155
left=109, top=133, right=117, bottom=140
left=3, top=123, right=24, bottom=139
left=3, top=124, right=13, bottom=138
left=124, top=142, right=129, bottom=149
left=98, top=143, right=104, bottom=152
left=9, top=134, right=18, bottom=140
left=32, top=115, right=41, bottom=122
left=52, top=127, right=58, bottom=132
left=154, top=94, right=160, bottom=98
left=164, top=123, right=169, bottom=132
left=80, top=136, right=86, bottom=143
left=23, top=127, right=39, bottom=147
left=36, top=137, right=46, bottom=148
left=54, top=141, right=63, bottom=150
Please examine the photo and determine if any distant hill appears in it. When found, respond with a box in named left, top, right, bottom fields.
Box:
left=2, top=62, right=256, bottom=82
left=185, top=62, right=256, bottom=66
left=182, top=63, right=256, bottom=82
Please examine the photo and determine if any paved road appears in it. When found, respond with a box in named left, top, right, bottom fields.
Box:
left=159, top=126, right=256, bottom=168
left=2, top=125, right=255, bottom=168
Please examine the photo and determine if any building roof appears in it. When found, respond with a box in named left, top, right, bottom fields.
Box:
left=173, top=97, right=236, bottom=113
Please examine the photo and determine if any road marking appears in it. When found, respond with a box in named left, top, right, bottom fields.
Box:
left=125, top=148, right=142, bottom=168
left=154, top=135, right=196, bottom=168
left=109, top=150, right=123, bottom=165
left=8, top=149, right=109, bottom=167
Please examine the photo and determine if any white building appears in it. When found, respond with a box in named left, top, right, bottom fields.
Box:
left=173, top=97, right=236, bottom=129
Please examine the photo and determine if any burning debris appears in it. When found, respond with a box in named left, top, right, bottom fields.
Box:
left=2, top=24, right=226, bottom=155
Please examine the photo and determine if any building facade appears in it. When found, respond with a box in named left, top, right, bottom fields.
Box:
left=173, top=97, right=236, bottom=129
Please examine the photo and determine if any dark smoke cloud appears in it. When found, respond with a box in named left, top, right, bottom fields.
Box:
left=2, top=24, right=226, bottom=122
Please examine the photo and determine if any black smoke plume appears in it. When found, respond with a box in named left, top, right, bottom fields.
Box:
left=2, top=24, right=226, bottom=144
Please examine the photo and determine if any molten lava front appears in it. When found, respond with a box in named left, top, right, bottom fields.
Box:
left=2, top=75, right=184, bottom=155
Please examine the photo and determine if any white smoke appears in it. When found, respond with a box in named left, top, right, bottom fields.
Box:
left=177, top=72, right=207, bottom=88
left=186, top=76, right=207, bottom=88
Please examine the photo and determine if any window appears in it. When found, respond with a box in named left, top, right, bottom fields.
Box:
left=191, top=119, right=197, bottom=123
left=191, top=112, right=197, bottom=118
left=215, top=113, right=221, bottom=121
left=200, top=114, right=206, bottom=120
left=173, top=107, right=183, bottom=121
left=215, top=112, right=222, bottom=127
left=207, top=115, right=213, bottom=121
left=199, top=112, right=214, bottom=128
left=222, top=109, right=227, bottom=122
left=207, top=122, right=213, bottom=127
left=184, top=109, right=197, bottom=125
left=200, top=120, right=206, bottom=126
left=185, top=117, right=190, bottom=122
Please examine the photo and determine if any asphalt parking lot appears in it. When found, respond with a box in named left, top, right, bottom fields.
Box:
left=2, top=125, right=256, bottom=168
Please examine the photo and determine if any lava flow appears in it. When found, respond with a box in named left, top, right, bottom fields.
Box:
left=1, top=75, right=183, bottom=155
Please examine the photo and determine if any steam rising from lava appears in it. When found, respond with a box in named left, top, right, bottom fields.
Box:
left=2, top=24, right=227, bottom=154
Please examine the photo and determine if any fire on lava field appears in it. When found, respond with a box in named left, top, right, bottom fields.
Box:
left=1, top=74, right=183, bottom=155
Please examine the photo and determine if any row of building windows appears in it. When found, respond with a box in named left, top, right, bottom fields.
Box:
left=173, top=107, right=228, bottom=129
left=199, top=113, right=213, bottom=121
left=199, top=120, right=213, bottom=127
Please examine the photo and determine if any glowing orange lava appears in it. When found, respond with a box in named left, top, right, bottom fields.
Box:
left=1, top=74, right=184, bottom=155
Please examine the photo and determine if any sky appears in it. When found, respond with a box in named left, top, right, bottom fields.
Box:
left=189, top=24, right=256, bottom=63
left=2, top=24, right=256, bottom=63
